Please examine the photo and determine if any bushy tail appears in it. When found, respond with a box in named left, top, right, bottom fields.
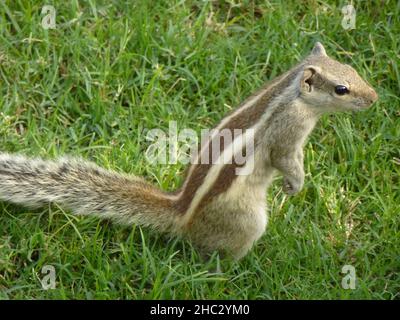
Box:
left=0, top=153, right=180, bottom=233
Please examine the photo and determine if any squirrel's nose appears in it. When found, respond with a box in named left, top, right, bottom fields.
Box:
left=369, top=88, right=378, bottom=104
left=365, top=88, right=378, bottom=106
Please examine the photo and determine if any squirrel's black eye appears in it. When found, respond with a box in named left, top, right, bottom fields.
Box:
left=335, top=85, right=349, bottom=95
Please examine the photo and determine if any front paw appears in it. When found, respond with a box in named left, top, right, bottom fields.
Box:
left=283, top=176, right=303, bottom=195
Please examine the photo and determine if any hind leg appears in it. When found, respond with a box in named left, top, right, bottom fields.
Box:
left=189, top=212, right=267, bottom=261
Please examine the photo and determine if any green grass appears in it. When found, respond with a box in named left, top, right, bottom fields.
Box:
left=0, top=0, right=399, bottom=299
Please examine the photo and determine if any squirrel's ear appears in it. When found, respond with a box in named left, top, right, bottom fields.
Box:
left=300, top=66, right=321, bottom=93
left=311, top=42, right=327, bottom=56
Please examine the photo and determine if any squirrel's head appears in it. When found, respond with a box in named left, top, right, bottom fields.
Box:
left=298, top=42, right=378, bottom=113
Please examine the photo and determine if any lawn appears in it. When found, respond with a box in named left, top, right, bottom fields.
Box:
left=0, top=0, right=399, bottom=299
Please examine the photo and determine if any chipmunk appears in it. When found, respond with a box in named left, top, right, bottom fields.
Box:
left=0, top=43, right=377, bottom=260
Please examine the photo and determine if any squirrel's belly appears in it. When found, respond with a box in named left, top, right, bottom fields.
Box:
left=183, top=166, right=276, bottom=257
